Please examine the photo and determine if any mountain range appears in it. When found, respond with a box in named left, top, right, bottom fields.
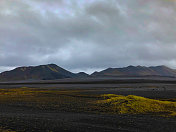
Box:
left=0, top=64, right=176, bottom=81
left=91, top=65, right=176, bottom=77
left=0, top=64, right=88, bottom=81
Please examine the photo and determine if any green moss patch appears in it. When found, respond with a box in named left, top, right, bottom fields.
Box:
left=97, top=94, right=176, bottom=116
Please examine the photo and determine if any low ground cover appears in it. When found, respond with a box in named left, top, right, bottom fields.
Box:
left=96, top=94, right=176, bottom=116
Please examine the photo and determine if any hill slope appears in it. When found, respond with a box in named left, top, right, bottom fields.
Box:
left=0, top=64, right=76, bottom=81
left=91, top=65, right=176, bottom=77
left=1, top=64, right=176, bottom=81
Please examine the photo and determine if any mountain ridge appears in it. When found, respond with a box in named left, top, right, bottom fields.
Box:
left=0, top=64, right=176, bottom=81
left=91, top=65, right=176, bottom=77
left=0, top=64, right=76, bottom=81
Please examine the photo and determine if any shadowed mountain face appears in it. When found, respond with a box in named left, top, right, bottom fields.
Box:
left=76, top=72, right=89, bottom=78
left=0, top=64, right=76, bottom=81
left=91, top=66, right=176, bottom=77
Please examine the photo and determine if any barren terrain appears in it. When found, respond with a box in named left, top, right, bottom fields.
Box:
left=0, top=78, right=176, bottom=132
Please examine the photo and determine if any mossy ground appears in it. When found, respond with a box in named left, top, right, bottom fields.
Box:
left=96, top=94, right=176, bottom=116
left=0, top=88, right=176, bottom=116
left=1, top=88, right=176, bottom=116
left=0, top=87, right=99, bottom=112
left=0, top=88, right=176, bottom=131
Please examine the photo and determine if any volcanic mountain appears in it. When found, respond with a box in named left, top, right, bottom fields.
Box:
left=0, top=64, right=76, bottom=81
left=1, top=64, right=176, bottom=81
left=91, top=65, right=176, bottom=77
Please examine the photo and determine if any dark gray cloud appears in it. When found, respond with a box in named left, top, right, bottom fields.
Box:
left=0, top=0, right=176, bottom=73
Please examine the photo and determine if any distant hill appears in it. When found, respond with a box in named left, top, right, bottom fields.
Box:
left=76, top=72, right=89, bottom=78
left=0, top=64, right=76, bottom=81
left=1, top=64, right=176, bottom=81
left=91, top=65, right=176, bottom=77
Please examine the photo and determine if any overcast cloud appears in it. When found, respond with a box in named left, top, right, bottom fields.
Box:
left=0, top=0, right=176, bottom=73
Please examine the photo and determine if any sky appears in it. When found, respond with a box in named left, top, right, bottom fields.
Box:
left=0, top=0, right=176, bottom=74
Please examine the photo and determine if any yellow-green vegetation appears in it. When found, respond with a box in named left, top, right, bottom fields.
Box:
left=0, top=87, right=98, bottom=112
left=20, top=67, right=26, bottom=72
left=97, top=94, right=176, bottom=116
left=47, top=65, right=58, bottom=72
left=1, top=88, right=176, bottom=116
left=0, top=127, right=15, bottom=132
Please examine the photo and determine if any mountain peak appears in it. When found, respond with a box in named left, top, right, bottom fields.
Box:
left=76, top=72, right=89, bottom=78
left=0, top=64, right=175, bottom=81
left=47, top=64, right=58, bottom=67
left=91, top=65, right=176, bottom=77
left=126, top=65, right=146, bottom=68
left=149, top=65, right=169, bottom=69
left=0, top=64, right=75, bottom=81
left=157, top=65, right=169, bottom=68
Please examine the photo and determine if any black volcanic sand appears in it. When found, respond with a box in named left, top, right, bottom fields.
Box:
left=0, top=107, right=176, bottom=132
left=0, top=79, right=176, bottom=132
